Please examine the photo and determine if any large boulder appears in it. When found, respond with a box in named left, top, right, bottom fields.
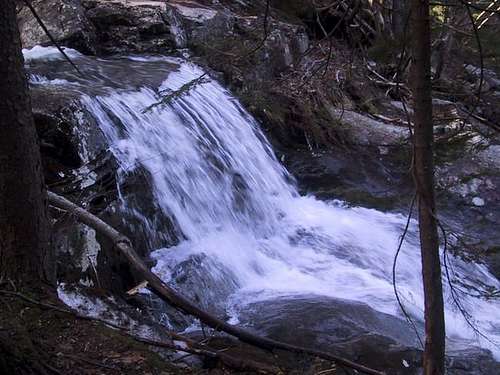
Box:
left=30, top=84, right=114, bottom=287
left=82, top=0, right=177, bottom=54
left=17, top=0, right=97, bottom=54
left=285, top=148, right=412, bottom=209
left=239, top=295, right=499, bottom=375
left=152, top=253, right=239, bottom=318
left=18, top=0, right=179, bottom=55
left=239, top=296, right=422, bottom=375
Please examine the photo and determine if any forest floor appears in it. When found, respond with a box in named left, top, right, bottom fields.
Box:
left=0, top=287, right=340, bottom=375
left=0, top=288, right=191, bottom=374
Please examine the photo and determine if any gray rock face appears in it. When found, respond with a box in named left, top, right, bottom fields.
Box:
left=169, top=254, right=240, bottom=317
left=435, top=144, right=500, bottom=278
left=239, top=296, right=422, bottom=374
left=18, top=0, right=178, bottom=55
left=30, top=84, right=105, bottom=179
left=83, top=0, right=176, bottom=54
left=239, top=295, right=499, bottom=375
left=241, top=296, right=422, bottom=347
left=436, top=145, right=500, bottom=202
left=465, top=64, right=500, bottom=91
left=285, top=149, right=412, bottom=209
left=164, top=0, right=309, bottom=80
left=17, top=0, right=97, bottom=54
left=30, top=84, right=112, bottom=286
left=30, top=83, right=178, bottom=292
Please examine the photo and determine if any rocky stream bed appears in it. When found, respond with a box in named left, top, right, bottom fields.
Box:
left=15, top=1, right=500, bottom=373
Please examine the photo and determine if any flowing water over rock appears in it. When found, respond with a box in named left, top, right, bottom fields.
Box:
left=26, top=47, right=500, bottom=367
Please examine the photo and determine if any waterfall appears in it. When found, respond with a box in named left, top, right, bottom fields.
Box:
left=26, top=47, right=500, bottom=359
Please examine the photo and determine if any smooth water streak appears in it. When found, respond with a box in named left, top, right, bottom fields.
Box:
left=25, top=47, right=500, bottom=358
left=88, top=60, right=500, bottom=357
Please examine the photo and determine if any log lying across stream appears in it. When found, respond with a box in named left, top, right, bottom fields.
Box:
left=48, top=191, right=385, bottom=375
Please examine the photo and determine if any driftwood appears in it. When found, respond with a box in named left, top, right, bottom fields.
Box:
left=48, top=191, right=385, bottom=375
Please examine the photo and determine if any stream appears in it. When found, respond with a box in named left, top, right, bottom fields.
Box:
left=25, top=46, right=500, bottom=368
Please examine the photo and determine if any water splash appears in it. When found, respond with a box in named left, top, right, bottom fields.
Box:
left=88, top=60, right=500, bottom=357
left=27, top=47, right=500, bottom=358
left=23, top=45, right=82, bottom=62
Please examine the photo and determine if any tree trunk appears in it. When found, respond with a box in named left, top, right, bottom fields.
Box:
left=392, top=0, right=410, bottom=37
left=0, top=0, right=53, bottom=287
left=409, top=0, right=446, bottom=374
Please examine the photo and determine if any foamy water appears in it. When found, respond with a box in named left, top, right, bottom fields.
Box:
left=26, top=47, right=500, bottom=358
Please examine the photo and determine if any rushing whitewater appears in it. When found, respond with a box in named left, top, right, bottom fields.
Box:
left=25, top=47, right=500, bottom=358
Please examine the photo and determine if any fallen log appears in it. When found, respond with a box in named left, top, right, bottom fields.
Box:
left=133, top=336, right=279, bottom=373
left=48, top=191, right=385, bottom=375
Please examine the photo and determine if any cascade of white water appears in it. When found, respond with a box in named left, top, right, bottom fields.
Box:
left=25, top=47, right=500, bottom=358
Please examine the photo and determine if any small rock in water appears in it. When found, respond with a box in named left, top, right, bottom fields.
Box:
left=472, top=197, right=485, bottom=207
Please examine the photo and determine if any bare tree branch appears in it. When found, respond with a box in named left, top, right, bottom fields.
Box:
left=47, top=191, right=385, bottom=375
